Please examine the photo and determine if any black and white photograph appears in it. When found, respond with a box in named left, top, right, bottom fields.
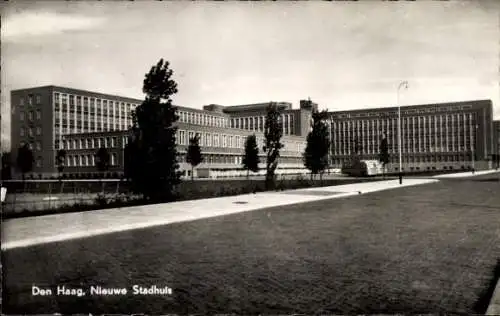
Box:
left=1, top=0, right=500, bottom=314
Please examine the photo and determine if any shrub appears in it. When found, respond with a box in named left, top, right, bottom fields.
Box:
left=95, top=193, right=108, bottom=207
left=276, top=181, right=285, bottom=191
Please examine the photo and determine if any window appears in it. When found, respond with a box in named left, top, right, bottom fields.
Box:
left=36, top=110, right=41, bottom=120
left=212, top=134, right=217, bottom=147
left=28, top=94, right=33, bottom=105
left=20, top=97, right=25, bottom=106
left=87, top=138, right=92, bottom=149
left=36, top=157, right=42, bottom=168
left=36, top=142, right=41, bottom=151
left=79, top=139, right=83, bottom=149
left=112, top=137, right=117, bottom=147
left=111, top=153, right=117, bottom=166
left=20, top=112, right=25, bottom=121
left=73, top=140, right=77, bottom=149
left=36, top=127, right=42, bottom=135
left=36, top=94, right=41, bottom=104
left=206, top=133, right=212, bottom=147
left=28, top=128, right=33, bottom=137
left=29, top=111, right=34, bottom=121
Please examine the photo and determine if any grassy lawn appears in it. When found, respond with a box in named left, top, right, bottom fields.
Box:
left=2, top=176, right=500, bottom=314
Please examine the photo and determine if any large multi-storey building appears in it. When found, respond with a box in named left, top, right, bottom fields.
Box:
left=61, top=101, right=315, bottom=178
left=329, top=99, right=495, bottom=172
left=11, top=86, right=315, bottom=178
left=10, top=86, right=141, bottom=177
left=11, top=85, right=497, bottom=178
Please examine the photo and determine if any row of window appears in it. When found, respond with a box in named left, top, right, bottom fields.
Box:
left=231, top=114, right=295, bottom=135
left=176, top=154, right=301, bottom=165
left=177, top=154, right=243, bottom=165
left=19, top=110, right=42, bottom=121
left=334, top=104, right=474, bottom=119
left=56, top=107, right=130, bottom=118
left=335, top=144, right=478, bottom=156
left=58, top=136, right=127, bottom=150
left=334, top=142, right=477, bottom=156
left=55, top=111, right=131, bottom=122
left=60, top=153, right=117, bottom=167
left=177, top=111, right=296, bottom=136
left=334, top=154, right=479, bottom=166
left=20, top=127, right=42, bottom=137
left=54, top=92, right=139, bottom=115
left=19, top=94, right=41, bottom=106
left=19, top=142, right=42, bottom=152
left=176, top=130, right=306, bottom=152
left=178, top=111, right=229, bottom=128
left=333, top=113, right=477, bottom=131
left=54, top=122, right=130, bottom=134
left=54, top=112, right=132, bottom=133
left=333, top=134, right=478, bottom=155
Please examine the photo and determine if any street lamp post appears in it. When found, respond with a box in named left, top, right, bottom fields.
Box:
left=472, top=124, right=478, bottom=174
left=329, top=115, right=333, bottom=173
left=397, top=81, right=409, bottom=184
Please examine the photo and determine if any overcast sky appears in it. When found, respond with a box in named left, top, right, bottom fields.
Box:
left=1, top=0, right=499, bottom=151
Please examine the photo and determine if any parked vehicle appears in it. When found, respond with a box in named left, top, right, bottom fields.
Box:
left=341, top=158, right=384, bottom=177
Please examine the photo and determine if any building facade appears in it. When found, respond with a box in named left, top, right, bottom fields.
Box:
left=10, top=86, right=141, bottom=178
left=329, top=99, right=495, bottom=172
left=11, top=85, right=497, bottom=178
left=60, top=101, right=315, bottom=178
left=11, top=86, right=316, bottom=178
left=493, top=120, right=500, bottom=168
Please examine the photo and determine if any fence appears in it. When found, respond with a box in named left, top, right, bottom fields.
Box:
left=1, top=180, right=130, bottom=215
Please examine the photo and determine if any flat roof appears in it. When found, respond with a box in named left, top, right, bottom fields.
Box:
left=330, top=99, right=492, bottom=115
left=11, top=85, right=144, bottom=103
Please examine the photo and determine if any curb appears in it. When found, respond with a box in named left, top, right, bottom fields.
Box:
left=486, top=278, right=500, bottom=315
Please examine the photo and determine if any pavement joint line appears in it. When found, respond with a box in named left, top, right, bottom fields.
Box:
left=2, top=178, right=437, bottom=250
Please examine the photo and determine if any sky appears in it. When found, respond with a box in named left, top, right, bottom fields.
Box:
left=1, top=0, right=499, bottom=151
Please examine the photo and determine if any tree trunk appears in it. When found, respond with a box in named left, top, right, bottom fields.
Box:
left=100, top=174, right=103, bottom=194
left=191, top=166, right=194, bottom=181
left=247, top=169, right=249, bottom=179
